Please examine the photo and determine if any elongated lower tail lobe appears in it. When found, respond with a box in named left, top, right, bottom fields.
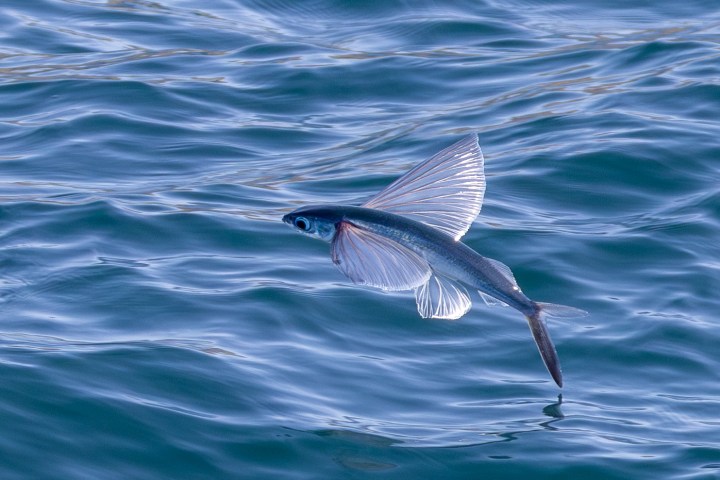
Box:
left=526, top=309, right=563, bottom=388
left=525, top=302, right=587, bottom=387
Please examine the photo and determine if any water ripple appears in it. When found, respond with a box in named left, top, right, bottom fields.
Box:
left=2, top=1, right=720, bottom=478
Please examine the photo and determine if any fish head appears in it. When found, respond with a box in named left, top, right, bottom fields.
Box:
left=282, top=205, right=341, bottom=241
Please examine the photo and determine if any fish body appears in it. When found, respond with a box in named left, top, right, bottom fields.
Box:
left=286, top=204, right=536, bottom=315
left=283, top=134, right=586, bottom=387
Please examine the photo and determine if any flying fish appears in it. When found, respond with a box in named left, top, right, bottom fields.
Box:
left=283, top=134, right=586, bottom=387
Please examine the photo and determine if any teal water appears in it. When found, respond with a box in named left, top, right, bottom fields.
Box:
left=2, top=1, right=719, bottom=478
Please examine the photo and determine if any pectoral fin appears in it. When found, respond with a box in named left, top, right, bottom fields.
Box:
left=415, top=273, right=472, bottom=320
left=362, top=134, right=485, bottom=241
left=331, top=222, right=431, bottom=291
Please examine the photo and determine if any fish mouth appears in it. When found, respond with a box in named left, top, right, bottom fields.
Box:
left=281, top=213, right=293, bottom=225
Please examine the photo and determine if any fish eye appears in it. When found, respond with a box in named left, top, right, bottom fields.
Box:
left=294, top=216, right=310, bottom=231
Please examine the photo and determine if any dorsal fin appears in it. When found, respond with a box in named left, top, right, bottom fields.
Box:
left=486, top=257, right=519, bottom=289
left=362, top=134, right=485, bottom=241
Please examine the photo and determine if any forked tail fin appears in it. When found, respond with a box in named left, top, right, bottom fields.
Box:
left=527, top=302, right=588, bottom=388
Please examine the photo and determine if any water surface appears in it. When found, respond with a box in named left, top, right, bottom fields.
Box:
left=1, top=1, right=719, bottom=478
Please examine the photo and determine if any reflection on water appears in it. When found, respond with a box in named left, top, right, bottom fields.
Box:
left=542, top=394, right=564, bottom=419
left=301, top=394, right=567, bottom=449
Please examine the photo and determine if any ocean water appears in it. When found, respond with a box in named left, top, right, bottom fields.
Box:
left=1, top=0, right=719, bottom=478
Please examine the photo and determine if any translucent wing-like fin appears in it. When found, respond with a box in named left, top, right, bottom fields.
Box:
left=331, top=222, right=431, bottom=291
left=415, top=273, right=472, bottom=320
left=362, top=134, right=485, bottom=241
left=479, top=291, right=508, bottom=307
